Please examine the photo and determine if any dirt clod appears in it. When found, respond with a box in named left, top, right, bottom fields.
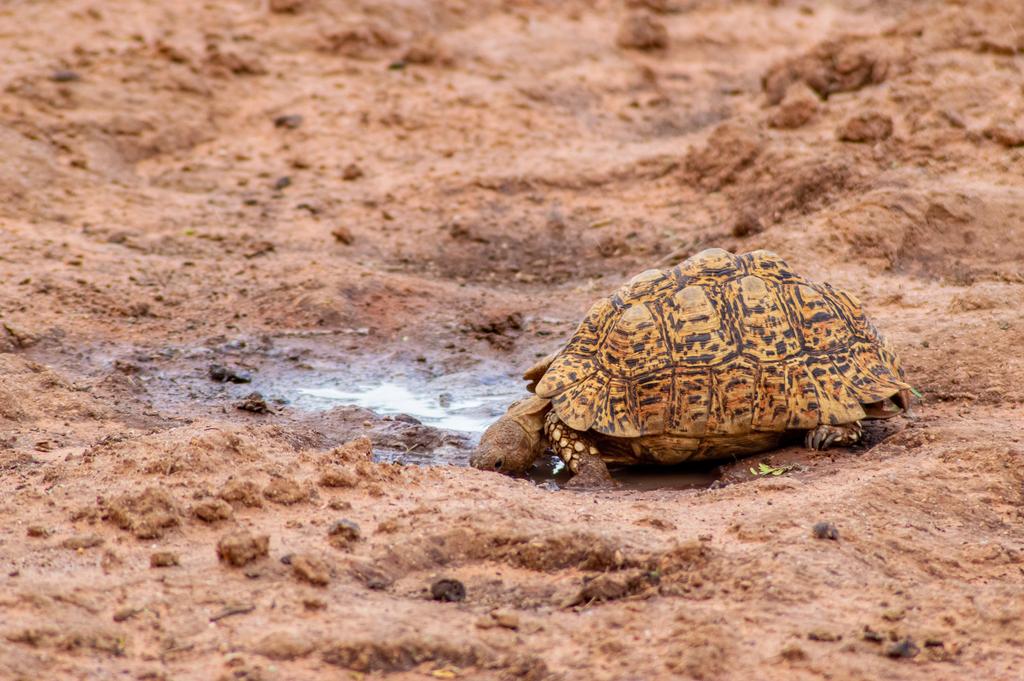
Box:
left=319, top=465, right=358, bottom=488
left=216, top=531, right=270, bottom=567
left=684, top=123, right=764, bottom=191
left=236, top=392, right=270, bottom=414
left=327, top=519, right=361, bottom=549
left=768, top=87, right=820, bottom=129
left=780, top=644, right=808, bottom=661
left=731, top=211, right=764, bottom=238
left=192, top=499, right=234, bottom=523
left=350, top=560, right=394, bottom=590
left=616, top=13, right=668, bottom=51
left=62, top=534, right=105, bottom=550
left=837, top=112, right=893, bottom=143
left=150, top=551, right=180, bottom=568
left=219, top=479, right=263, bottom=507
left=291, top=553, right=331, bottom=586
left=342, top=164, right=364, bottom=181
left=268, top=0, right=304, bottom=14
left=564, top=570, right=657, bottom=607
left=430, top=578, right=466, bottom=602
left=263, top=477, right=306, bottom=504
left=331, top=226, right=355, bottom=244
left=105, top=488, right=180, bottom=539
left=331, top=437, right=373, bottom=462
left=763, top=38, right=890, bottom=105
left=491, top=609, right=520, bottom=630
left=252, top=630, right=316, bottom=660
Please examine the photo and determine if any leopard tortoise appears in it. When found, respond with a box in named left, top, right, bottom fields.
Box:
left=471, top=248, right=912, bottom=487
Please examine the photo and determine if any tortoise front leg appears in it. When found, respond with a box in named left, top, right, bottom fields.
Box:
left=543, top=412, right=617, bottom=488
left=804, top=422, right=862, bottom=450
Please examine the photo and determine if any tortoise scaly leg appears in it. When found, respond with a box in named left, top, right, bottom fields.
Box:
left=543, top=412, right=617, bottom=488
left=804, top=422, right=863, bottom=451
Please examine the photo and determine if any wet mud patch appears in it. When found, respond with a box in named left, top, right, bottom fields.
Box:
left=287, top=361, right=526, bottom=466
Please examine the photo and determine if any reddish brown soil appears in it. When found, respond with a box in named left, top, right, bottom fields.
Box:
left=1, top=1, right=1023, bottom=680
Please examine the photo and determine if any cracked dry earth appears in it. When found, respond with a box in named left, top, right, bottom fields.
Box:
left=1, top=1, right=1023, bottom=680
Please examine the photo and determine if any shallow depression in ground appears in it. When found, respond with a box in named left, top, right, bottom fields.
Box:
left=288, top=368, right=721, bottom=491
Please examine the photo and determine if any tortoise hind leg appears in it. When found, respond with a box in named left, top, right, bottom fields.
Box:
left=804, top=422, right=863, bottom=451
left=543, top=412, right=617, bottom=488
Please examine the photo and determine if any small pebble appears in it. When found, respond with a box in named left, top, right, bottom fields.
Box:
left=273, top=114, right=303, bottom=129
left=273, top=176, right=292, bottom=190
left=885, top=638, right=920, bottom=659
left=208, top=364, right=251, bottom=384
left=812, top=521, right=840, bottom=540
left=51, top=69, right=80, bottom=82
left=430, top=577, right=466, bottom=602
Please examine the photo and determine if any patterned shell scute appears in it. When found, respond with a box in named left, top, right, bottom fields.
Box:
left=599, top=302, right=671, bottom=379
left=740, top=249, right=801, bottom=283
left=730, top=275, right=801, bottom=362
left=787, top=283, right=852, bottom=353
left=660, top=285, right=736, bottom=365
left=536, top=249, right=910, bottom=438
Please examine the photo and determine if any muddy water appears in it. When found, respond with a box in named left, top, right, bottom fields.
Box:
left=290, top=369, right=720, bottom=491
left=277, top=351, right=523, bottom=431
left=296, top=381, right=517, bottom=434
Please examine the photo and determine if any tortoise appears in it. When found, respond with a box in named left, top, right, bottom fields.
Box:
left=471, top=248, right=912, bottom=487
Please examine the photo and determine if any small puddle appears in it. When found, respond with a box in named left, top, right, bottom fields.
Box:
left=288, top=368, right=720, bottom=491
left=297, top=382, right=505, bottom=433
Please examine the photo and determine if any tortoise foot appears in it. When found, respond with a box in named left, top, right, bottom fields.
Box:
left=805, top=422, right=862, bottom=451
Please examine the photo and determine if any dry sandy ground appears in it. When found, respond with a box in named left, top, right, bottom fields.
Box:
left=1, top=0, right=1023, bottom=679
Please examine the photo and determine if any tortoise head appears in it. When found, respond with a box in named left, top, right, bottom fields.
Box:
left=470, top=396, right=550, bottom=475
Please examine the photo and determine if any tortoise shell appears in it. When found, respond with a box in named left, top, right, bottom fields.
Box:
left=534, top=249, right=909, bottom=439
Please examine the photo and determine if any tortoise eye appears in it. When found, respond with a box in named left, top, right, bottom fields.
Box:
left=494, top=459, right=504, bottom=470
